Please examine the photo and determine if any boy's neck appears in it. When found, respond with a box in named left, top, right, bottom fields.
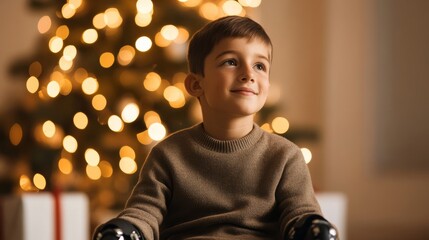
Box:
left=201, top=116, right=254, bottom=140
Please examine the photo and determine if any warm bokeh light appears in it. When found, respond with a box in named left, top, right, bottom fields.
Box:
left=42, top=120, right=56, bottom=138
left=174, top=27, right=190, bottom=44
left=86, top=165, right=102, bottom=180
left=137, top=130, right=152, bottom=145
left=100, top=52, right=115, bottom=68
left=222, top=0, right=244, bottom=16
left=117, top=45, right=136, bottom=66
left=38, top=15, right=51, bottom=34
left=73, top=112, right=89, bottom=130
left=135, top=13, right=152, bottom=27
left=144, top=111, right=161, bottom=127
left=46, top=81, right=60, bottom=98
left=260, top=123, right=273, bottom=133
left=61, top=3, right=77, bottom=19
left=28, top=61, right=42, bottom=77
left=56, top=25, right=70, bottom=39
left=108, top=115, right=124, bottom=132
left=92, top=94, right=107, bottom=111
left=63, top=45, right=77, bottom=61
left=63, top=135, right=78, bottom=153
left=26, top=76, right=39, bottom=93
left=59, top=56, right=73, bottom=71
left=180, top=0, right=202, bottom=8
left=82, top=28, right=98, bottom=44
left=121, top=103, right=140, bottom=123
left=93, top=13, right=106, bottom=29
left=143, top=72, right=162, bottom=91
left=135, top=36, right=152, bottom=52
left=119, top=146, right=136, bottom=159
left=9, top=123, right=23, bottom=146
left=301, top=148, right=313, bottom=164
left=136, top=0, right=154, bottom=14
left=199, top=2, right=220, bottom=20
left=33, top=173, right=46, bottom=190
left=58, top=158, right=73, bottom=174
left=85, top=148, right=100, bottom=166
left=148, top=122, right=166, bottom=141
left=119, top=157, right=138, bottom=174
left=20, top=175, right=33, bottom=191
left=82, top=77, right=99, bottom=95
left=238, top=0, right=262, bottom=7
left=49, top=36, right=64, bottom=53
left=272, top=117, right=290, bottom=134
left=161, top=25, right=179, bottom=41
left=99, top=160, right=113, bottom=178
left=104, top=8, right=123, bottom=28
left=155, top=32, right=172, bottom=47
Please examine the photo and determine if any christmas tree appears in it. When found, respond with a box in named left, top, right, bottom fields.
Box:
left=1, top=0, right=297, bottom=220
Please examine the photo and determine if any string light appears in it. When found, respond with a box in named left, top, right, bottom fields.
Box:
left=56, top=25, right=70, bottom=39
left=99, top=161, right=113, bottom=177
left=85, top=148, right=100, bottom=166
left=272, top=117, right=289, bottom=134
left=49, top=36, right=64, bottom=53
left=82, top=28, right=98, bottom=44
left=26, top=76, right=39, bottom=93
left=108, top=115, right=124, bottom=132
left=63, top=135, right=78, bottom=153
left=117, top=45, right=136, bottom=66
left=301, top=148, right=312, bottom=164
left=135, top=36, right=152, bottom=52
left=82, top=77, right=99, bottom=95
left=37, top=16, right=51, bottom=34
left=92, top=94, right=107, bottom=111
left=58, top=158, right=73, bottom=174
left=20, top=175, right=33, bottom=191
left=86, top=165, right=102, bottom=180
left=9, top=123, right=23, bottom=146
left=222, top=0, right=245, bottom=16
left=121, top=103, right=140, bottom=123
left=148, top=122, right=166, bottom=141
left=143, top=72, right=162, bottom=91
left=119, top=157, right=138, bottom=174
left=73, top=112, right=89, bottom=130
left=99, top=52, right=115, bottom=68
left=33, top=173, right=47, bottom=190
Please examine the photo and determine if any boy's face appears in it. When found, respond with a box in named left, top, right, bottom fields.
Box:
left=196, top=37, right=271, bottom=120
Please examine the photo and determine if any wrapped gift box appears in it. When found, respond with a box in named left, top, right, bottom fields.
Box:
left=1, top=192, right=89, bottom=240
left=316, top=192, right=348, bottom=240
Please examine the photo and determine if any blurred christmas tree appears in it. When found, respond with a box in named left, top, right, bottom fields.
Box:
left=2, top=0, right=293, bottom=219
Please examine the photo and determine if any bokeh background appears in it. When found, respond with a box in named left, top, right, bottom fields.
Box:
left=1, top=0, right=429, bottom=239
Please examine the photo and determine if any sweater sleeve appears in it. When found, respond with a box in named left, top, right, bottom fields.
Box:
left=276, top=144, right=322, bottom=238
left=117, top=147, right=172, bottom=240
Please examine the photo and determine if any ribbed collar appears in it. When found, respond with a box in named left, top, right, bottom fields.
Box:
left=189, top=123, right=263, bottom=153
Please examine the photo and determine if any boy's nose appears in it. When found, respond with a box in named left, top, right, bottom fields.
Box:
left=239, top=74, right=255, bottom=82
left=239, top=66, right=255, bottom=82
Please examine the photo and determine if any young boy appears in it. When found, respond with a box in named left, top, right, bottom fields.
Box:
left=94, top=16, right=338, bottom=240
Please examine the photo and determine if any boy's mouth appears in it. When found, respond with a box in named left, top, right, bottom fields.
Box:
left=230, top=87, right=258, bottom=95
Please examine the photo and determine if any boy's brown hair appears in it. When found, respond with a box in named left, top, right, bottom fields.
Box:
left=187, top=15, right=273, bottom=76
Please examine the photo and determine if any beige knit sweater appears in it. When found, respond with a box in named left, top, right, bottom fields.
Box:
left=118, top=123, right=321, bottom=240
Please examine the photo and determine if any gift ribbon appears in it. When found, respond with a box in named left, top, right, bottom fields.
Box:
left=53, top=190, right=62, bottom=240
left=0, top=197, right=3, bottom=240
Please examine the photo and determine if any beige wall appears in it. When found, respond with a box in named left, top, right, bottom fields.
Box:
left=259, top=0, right=429, bottom=239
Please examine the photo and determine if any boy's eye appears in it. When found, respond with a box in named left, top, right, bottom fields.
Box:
left=255, top=63, right=266, bottom=71
left=222, top=59, right=237, bottom=66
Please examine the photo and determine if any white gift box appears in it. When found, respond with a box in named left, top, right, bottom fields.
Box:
left=1, top=192, right=89, bottom=240
left=316, top=192, right=348, bottom=240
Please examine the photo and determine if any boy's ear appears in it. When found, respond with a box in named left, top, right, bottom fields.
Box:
left=185, top=73, right=203, bottom=97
